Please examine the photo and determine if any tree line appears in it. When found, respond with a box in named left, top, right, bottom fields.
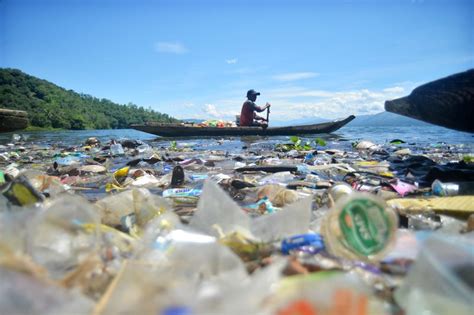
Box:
left=0, top=68, right=177, bottom=129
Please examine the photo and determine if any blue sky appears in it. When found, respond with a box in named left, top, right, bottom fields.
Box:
left=1, top=0, right=473, bottom=121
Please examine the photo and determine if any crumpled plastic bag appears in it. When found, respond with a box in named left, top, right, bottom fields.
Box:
left=27, top=195, right=100, bottom=279
left=95, top=188, right=170, bottom=227
left=96, top=248, right=286, bottom=315
left=136, top=212, right=248, bottom=282
left=190, top=180, right=312, bottom=243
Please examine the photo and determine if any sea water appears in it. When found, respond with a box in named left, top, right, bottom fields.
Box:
left=0, top=125, right=472, bottom=153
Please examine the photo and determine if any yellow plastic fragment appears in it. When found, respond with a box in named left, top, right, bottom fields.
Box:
left=113, top=166, right=130, bottom=179
left=105, top=182, right=127, bottom=193
left=219, top=231, right=268, bottom=262
left=355, top=161, right=380, bottom=166
left=11, top=183, right=40, bottom=206
left=105, top=166, right=131, bottom=192
left=388, top=196, right=474, bottom=218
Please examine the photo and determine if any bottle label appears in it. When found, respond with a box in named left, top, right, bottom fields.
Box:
left=338, top=198, right=391, bottom=256
left=162, top=188, right=202, bottom=198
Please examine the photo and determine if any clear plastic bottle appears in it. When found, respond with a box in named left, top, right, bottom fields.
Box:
left=431, top=179, right=459, bottom=196
left=321, top=192, right=398, bottom=262
left=431, top=179, right=474, bottom=196
left=110, top=143, right=125, bottom=156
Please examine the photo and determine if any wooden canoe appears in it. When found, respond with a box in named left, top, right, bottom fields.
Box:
left=385, top=69, right=474, bottom=133
left=0, top=108, right=29, bottom=132
left=130, top=115, right=355, bottom=137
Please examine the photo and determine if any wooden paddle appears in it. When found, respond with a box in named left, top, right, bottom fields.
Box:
left=266, top=104, right=270, bottom=125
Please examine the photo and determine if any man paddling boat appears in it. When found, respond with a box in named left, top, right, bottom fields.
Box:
left=240, top=89, right=271, bottom=127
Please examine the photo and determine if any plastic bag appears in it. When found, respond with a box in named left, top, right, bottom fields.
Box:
left=27, top=195, right=100, bottom=279
left=394, top=233, right=474, bottom=315
left=190, top=180, right=312, bottom=243
left=95, top=188, right=170, bottom=227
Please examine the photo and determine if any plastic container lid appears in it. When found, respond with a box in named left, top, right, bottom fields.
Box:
left=321, top=192, right=398, bottom=262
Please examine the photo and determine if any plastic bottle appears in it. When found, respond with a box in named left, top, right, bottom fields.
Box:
left=431, top=179, right=474, bottom=196
left=136, top=144, right=151, bottom=154
left=110, top=143, right=125, bottom=156
left=321, top=192, right=398, bottom=262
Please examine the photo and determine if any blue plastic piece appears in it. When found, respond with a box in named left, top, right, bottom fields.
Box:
left=245, top=196, right=275, bottom=213
left=281, top=233, right=325, bottom=255
left=304, top=152, right=314, bottom=163
left=161, top=306, right=192, bottom=315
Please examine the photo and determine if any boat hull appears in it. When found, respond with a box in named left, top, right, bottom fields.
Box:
left=0, top=109, right=29, bottom=132
left=130, top=115, right=355, bottom=137
left=385, top=69, right=474, bottom=133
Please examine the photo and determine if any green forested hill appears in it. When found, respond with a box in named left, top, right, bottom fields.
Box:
left=0, top=68, right=177, bottom=129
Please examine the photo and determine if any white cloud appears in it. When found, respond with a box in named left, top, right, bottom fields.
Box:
left=383, top=86, right=405, bottom=94
left=154, top=41, right=188, bottom=54
left=202, top=104, right=223, bottom=118
left=197, top=102, right=241, bottom=120
left=264, top=84, right=411, bottom=120
left=164, top=83, right=412, bottom=123
left=272, top=72, right=319, bottom=82
left=226, top=58, right=238, bottom=64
